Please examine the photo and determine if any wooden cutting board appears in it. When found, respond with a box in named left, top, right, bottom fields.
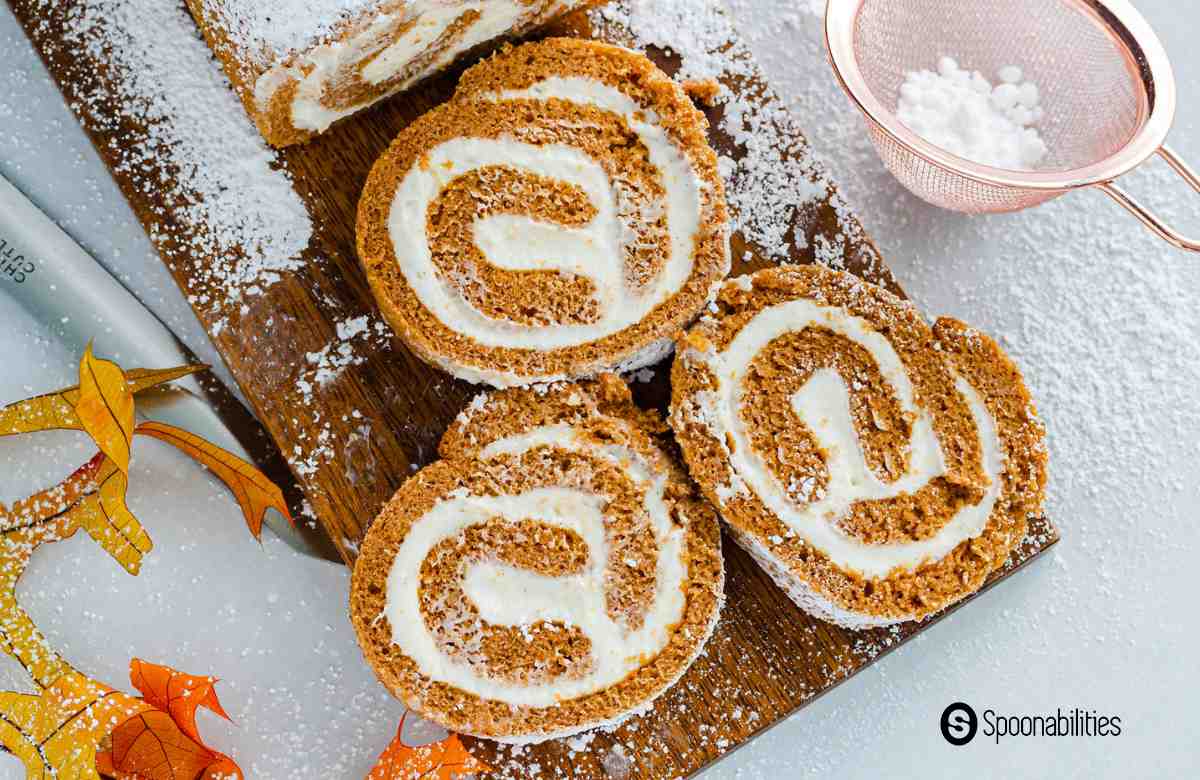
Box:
left=10, top=2, right=1059, bottom=777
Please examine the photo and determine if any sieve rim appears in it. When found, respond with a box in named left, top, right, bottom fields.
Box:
left=825, top=0, right=1177, bottom=192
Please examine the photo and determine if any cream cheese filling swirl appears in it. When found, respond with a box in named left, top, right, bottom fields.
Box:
left=254, top=1, right=562, bottom=134
left=677, top=274, right=1005, bottom=582
left=385, top=77, right=704, bottom=352
left=709, top=299, right=1000, bottom=579
left=383, top=424, right=687, bottom=708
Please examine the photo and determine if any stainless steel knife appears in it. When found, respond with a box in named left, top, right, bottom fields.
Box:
left=0, top=172, right=336, bottom=562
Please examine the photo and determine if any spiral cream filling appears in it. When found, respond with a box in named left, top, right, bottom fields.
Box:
left=255, top=0, right=544, bottom=133
left=385, top=76, right=704, bottom=352
left=693, top=298, right=1003, bottom=579
left=383, top=424, right=688, bottom=708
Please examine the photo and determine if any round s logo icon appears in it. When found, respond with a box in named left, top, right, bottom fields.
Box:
left=940, top=702, right=978, bottom=746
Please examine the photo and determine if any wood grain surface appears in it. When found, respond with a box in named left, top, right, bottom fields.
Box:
left=9, top=3, right=1059, bottom=777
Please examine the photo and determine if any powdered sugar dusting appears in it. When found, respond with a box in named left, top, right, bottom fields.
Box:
left=593, top=0, right=876, bottom=269
left=289, top=314, right=392, bottom=479
left=304, top=315, right=374, bottom=387
left=897, top=57, right=1047, bottom=170
left=35, top=0, right=312, bottom=329
left=197, top=0, right=379, bottom=63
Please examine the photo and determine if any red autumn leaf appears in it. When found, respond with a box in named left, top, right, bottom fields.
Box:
left=368, top=713, right=491, bottom=780
left=97, top=709, right=239, bottom=780
left=96, top=659, right=243, bottom=780
left=129, top=658, right=233, bottom=748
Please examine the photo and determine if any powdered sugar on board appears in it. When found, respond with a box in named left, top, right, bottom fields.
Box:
left=28, top=0, right=312, bottom=333
left=288, top=313, right=394, bottom=481
left=303, top=315, right=378, bottom=389
left=592, top=0, right=882, bottom=275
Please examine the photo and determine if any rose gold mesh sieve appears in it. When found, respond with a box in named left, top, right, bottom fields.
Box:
left=826, top=0, right=1200, bottom=250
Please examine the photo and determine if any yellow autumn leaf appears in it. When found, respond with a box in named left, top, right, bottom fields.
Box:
left=0, top=672, right=152, bottom=780
left=75, top=345, right=136, bottom=475
left=135, top=421, right=293, bottom=540
left=0, top=519, right=81, bottom=689
left=0, top=387, right=77, bottom=436
left=122, top=365, right=208, bottom=392
left=0, top=363, right=204, bottom=438
left=0, top=455, right=106, bottom=688
left=0, top=453, right=100, bottom=535
left=73, top=457, right=153, bottom=575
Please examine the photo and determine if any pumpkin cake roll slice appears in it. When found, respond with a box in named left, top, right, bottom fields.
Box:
left=357, top=37, right=730, bottom=387
left=185, top=0, right=605, bottom=147
left=350, top=375, right=724, bottom=743
left=669, top=265, right=1047, bottom=629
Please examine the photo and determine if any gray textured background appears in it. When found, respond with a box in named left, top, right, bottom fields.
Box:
left=1, top=1, right=1198, bottom=777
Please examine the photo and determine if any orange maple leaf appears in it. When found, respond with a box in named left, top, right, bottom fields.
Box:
left=128, top=659, right=233, bottom=748
left=97, top=710, right=229, bottom=780
left=96, top=660, right=243, bottom=780
left=134, top=421, right=293, bottom=540
left=96, top=710, right=243, bottom=780
left=368, top=713, right=491, bottom=780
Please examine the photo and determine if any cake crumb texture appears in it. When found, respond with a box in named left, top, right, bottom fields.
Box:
left=350, top=375, right=724, bottom=742
left=357, top=37, right=729, bottom=386
left=670, top=264, right=1047, bottom=626
left=187, top=0, right=606, bottom=146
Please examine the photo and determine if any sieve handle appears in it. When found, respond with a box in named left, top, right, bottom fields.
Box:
left=1098, top=146, right=1200, bottom=252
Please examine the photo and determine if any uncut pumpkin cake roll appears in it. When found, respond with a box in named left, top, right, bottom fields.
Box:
left=357, top=37, right=730, bottom=387
left=185, top=0, right=604, bottom=147
left=669, top=265, right=1047, bottom=629
left=350, top=375, right=724, bottom=742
